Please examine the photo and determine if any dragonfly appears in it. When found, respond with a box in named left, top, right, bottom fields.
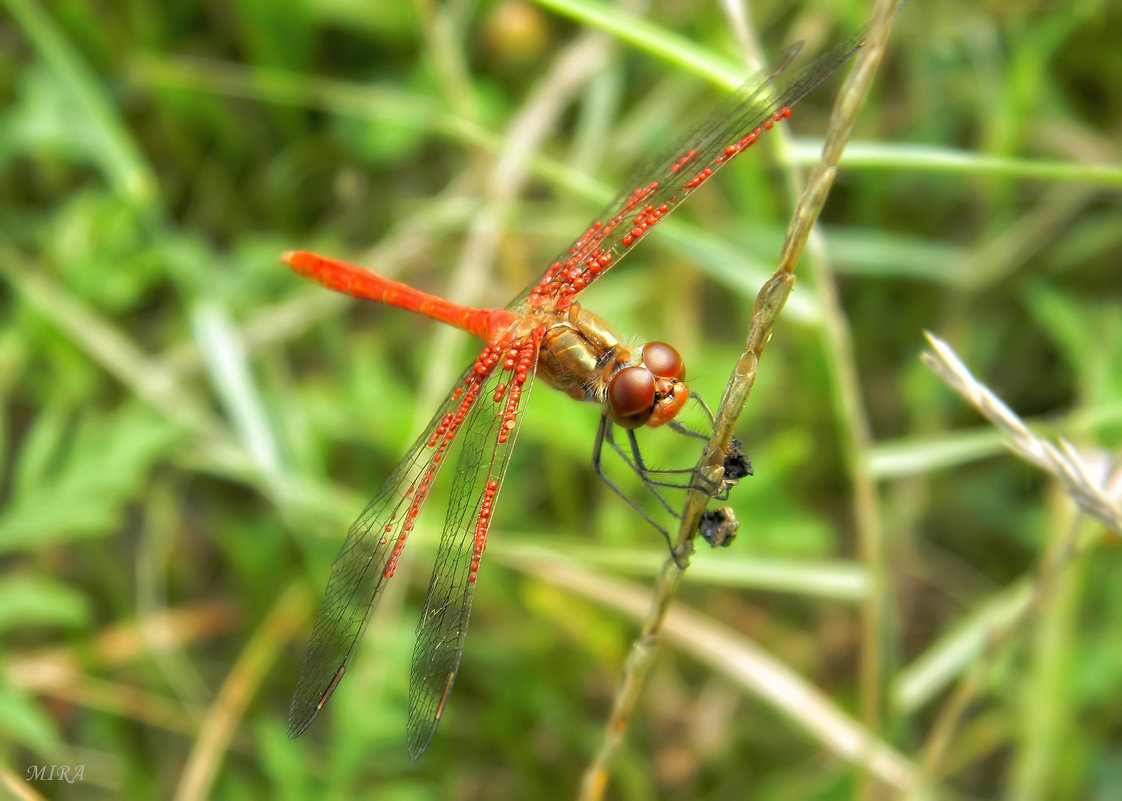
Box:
left=286, top=23, right=869, bottom=760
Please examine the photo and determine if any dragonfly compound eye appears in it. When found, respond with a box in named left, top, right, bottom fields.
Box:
left=641, top=341, right=685, bottom=381
left=608, top=365, right=657, bottom=428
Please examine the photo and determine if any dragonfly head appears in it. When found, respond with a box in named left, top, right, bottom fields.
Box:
left=606, top=341, right=689, bottom=429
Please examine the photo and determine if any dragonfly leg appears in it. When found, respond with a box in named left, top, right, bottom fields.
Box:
left=611, top=392, right=752, bottom=498
left=591, top=393, right=753, bottom=558
left=624, top=424, right=719, bottom=493
left=593, top=414, right=685, bottom=567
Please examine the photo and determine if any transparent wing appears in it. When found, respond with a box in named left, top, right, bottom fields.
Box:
left=287, top=330, right=541, bottom=738
left=512, top=25, right=868, bottom=312
left=404, top=330, right=542, bottom=760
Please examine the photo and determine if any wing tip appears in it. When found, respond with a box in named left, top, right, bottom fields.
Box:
left=286, top=704, right=315, bottom=739
left=406, top=730, right=436, bottom=762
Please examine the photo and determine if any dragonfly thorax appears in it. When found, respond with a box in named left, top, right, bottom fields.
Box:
left=537, top=303, right=688, bottom=430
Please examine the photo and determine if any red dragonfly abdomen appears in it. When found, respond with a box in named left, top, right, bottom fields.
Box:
left=283, top=250, right=518, bottom=342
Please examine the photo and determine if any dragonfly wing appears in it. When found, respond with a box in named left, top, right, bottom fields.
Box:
left=405, top=330, right=544, bottom=760
left=509, top=27, right=868, bottom=312
left=287, top=363, right=477, bottom=736
left=288, top=328, right=539, bottom=737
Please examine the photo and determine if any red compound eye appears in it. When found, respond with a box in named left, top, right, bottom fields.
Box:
left=641, top=341, right=685, bottom=381
left=607, top=366, right=656, bottom=428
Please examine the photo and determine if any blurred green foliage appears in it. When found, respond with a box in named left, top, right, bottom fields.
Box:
left=2, top=0, right=1121, bottom=799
